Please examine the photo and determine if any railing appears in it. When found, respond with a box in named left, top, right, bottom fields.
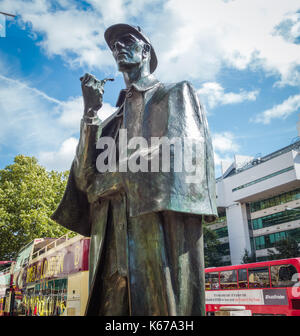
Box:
left=31, top=231, right=77, bottom=260
left=217, top=139, right=300, bottom=180
left=0, top=266, right=12, bottom=275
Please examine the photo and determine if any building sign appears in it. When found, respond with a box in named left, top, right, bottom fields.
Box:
left=21, top=239, right=89, bottom=285
left=206, top=288, right=288, bottom=306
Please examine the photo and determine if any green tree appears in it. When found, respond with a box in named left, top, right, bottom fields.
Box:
left=267, top=237, right=300, bottom=260
left=0, top=155, right=70, bottom=260
left=241, top=248, right=256, bottom=264
left=203, top=224, right=223, bottom=267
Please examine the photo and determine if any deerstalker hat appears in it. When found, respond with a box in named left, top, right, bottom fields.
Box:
left=104, top=23, right=158, bottom=74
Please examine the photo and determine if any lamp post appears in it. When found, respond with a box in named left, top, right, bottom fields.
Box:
left=0, top=11, right=15, bottom=38
left=0, top=12, right=16, bottom=18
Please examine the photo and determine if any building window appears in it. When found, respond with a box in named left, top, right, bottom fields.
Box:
left=205, top=272, right=219, bottom=290
left=220, top=270, right=238, bottom=289
left=255, top=236, right=266, bottom=250
left=214, top=226, right=228, bottom=238
left=250, top=188, right=300, bottom=213
left=216, top=243, right=230, bottom=255
left=254, top=228, right=300, bottom=250
left=248, top=267, right=270, bottom=288
left=271, top=264, right=298, bottom=288
left=286, top=228, right=300, bottom=243
left=252, top=208, right=300, bottom=230
left=238, top=269, right=248, bottom=288
left=232, top=166, right=294, bottom=192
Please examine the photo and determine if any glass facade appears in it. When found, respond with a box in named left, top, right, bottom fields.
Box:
left=249, top=188, right=300, bottom=256
left=251, top=208, right=300, bottom=230
left=250, top=188, right=300, bottom=213
left=216, top=243, right=230, bottom=255
left=254, top=228, right=300, bottom=250
left=214, top=226, right=228, bottom=238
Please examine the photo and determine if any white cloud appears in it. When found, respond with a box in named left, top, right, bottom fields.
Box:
left=0, top=0, right=114, bottom=70
left=38, top=137, right=78, bottom=171
left=57, top=98, right=117, bottom=130
left=149, top=0, right=300, bottom=85
left=2, top=0, right=300, bottom=85
left=0, top=74, right=61, bottom=104
left=197, top=82, right=259, bottom=109
left=214, top=151, right=233, bottom=169
left=0, top=73, right=115, bottom=171
left=0, top=75, right=65, bottom=152
left=273, top=11, right=300, bottom=44
left=212, top=132, right=240, bottom=153
left=99, top=103, right=118, bottom=121
left=212, top=131, right=240, bottom=176
left=0, top=0, right=161, bottom=72
left=252, top=94, right=300, bottom=124
left=57, top=96, right=84, bottom=130
left=2, top=0, right=300, bottom=172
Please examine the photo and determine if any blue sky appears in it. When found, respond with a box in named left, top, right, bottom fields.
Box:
left=0, top=0, right=300, bottom=177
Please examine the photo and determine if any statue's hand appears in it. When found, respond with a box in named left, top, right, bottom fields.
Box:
left=80, top=73, right=104, bottom=118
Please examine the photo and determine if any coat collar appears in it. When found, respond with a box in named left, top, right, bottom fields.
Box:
left=130, top=74, right=160, bottom=92
left=116, top=74, right=160, bottom=107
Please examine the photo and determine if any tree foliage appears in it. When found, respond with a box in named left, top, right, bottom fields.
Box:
left=203, top=224, right=223, bottom=267
left=0, top=155, right=69, bottom=260
left=241, top=248, right=256, bottom=264
left=267, top=238, right=300, bottom=260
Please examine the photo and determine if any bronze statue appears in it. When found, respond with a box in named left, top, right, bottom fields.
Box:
left=52, top=24, right=217, bottom=316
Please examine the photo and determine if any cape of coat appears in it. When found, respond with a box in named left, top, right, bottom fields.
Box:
left=51, top=74, right=218, bottom=315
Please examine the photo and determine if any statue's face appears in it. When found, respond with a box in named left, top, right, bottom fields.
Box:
left=110, top=33, right=150, bottom=71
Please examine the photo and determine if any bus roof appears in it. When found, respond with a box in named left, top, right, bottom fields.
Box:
left=205, top=257, right=300, bottom=272
left=0, top=261, right=12, bottom=265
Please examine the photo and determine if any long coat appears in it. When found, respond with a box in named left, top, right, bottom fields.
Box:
left=51, top=74, right=217, bottom=315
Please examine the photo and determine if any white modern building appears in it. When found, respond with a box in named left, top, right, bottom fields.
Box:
left=214, top=137, right=300, bottom=265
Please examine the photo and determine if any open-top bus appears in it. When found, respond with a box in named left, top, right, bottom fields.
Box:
left=205, top=258, right=300, bottom=316
left=1, top=233, right=90, bottom=316
left=0, top=261, right=14, bottom=316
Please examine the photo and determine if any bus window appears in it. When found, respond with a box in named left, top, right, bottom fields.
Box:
left=205, top=272, right=219, bottom=290
left=220, top=270, right=238, bottom=289
left=248, top=267, right=270, bottom=288
left=238, top=269, right=248, bottom=288
left=271, top=264, right=298, bottom=288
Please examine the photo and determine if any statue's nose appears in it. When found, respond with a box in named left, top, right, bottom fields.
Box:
left=113, top=40, right=125, bottom=50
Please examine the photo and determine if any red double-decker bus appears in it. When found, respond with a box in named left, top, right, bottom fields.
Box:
left=205, top=258, right=300, bottom=316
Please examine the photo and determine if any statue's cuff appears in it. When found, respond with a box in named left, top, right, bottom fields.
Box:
left=82, top=115, right=101, bottom=125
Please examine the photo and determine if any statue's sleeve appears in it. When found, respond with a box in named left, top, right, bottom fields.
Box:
left=51, top=117, right=102, bottom=236
left=73, top=117, right=102, bottom=191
